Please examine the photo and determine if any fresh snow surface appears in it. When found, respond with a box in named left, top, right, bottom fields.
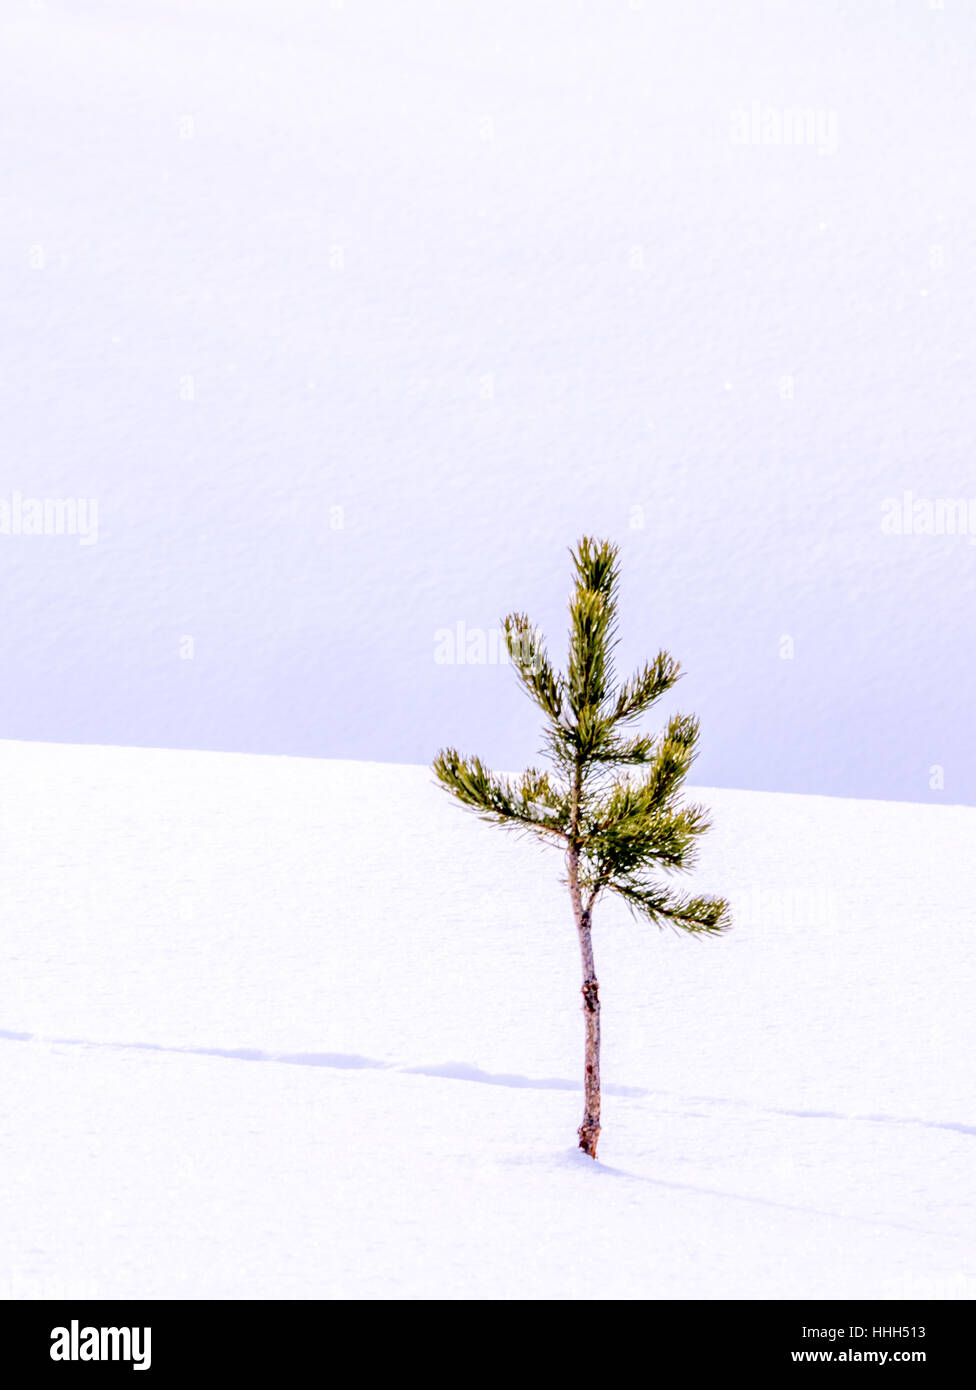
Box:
left=1, top=739, right=974, bottom=1300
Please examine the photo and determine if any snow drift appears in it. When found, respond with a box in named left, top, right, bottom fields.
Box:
left=0, top=739, right=973, bottom=1299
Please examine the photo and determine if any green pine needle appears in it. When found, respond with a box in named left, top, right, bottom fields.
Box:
left=432, top=536, right=730, bottom=937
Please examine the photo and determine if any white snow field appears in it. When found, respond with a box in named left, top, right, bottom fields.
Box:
left=1, top=738, right=974, bottom=1300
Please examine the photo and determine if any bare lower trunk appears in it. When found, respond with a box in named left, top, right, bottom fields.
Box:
left=568, top=843, right=600, bottom=1158
left=577, top=912, right=601, bottom=1157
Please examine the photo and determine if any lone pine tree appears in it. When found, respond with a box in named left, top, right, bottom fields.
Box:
left=433, top=537, right=731, bottom=1159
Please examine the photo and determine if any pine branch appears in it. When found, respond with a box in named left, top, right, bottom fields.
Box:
left=567, top=539, right=621, bottom=727
left=432, top=749, right=569, bottom=840
left=567, top=589, right=615, bottom=720
left=585, top=801, right=713, bottom=880
left=516, top=766, right=570, bottom=831
left=571, top=536, right=620, bottom=601
left=612, top=651, right=681, bottom=722
left=588, top=732, right=656, bottom=765
left=502, top=613, right=564, bottom=720
left=611, top=880, right=732, bottom=936
left=641, top=711, right=701, bottom=807
left=585, top=714, right=703, bottom=841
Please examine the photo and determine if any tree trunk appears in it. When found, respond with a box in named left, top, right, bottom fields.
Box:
left=577, top=909, right=601, bottom=1158
left=567, top=840, right=601, bottom=1158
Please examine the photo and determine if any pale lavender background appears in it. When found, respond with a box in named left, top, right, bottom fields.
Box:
left=1, top=0, right=974, bottom=803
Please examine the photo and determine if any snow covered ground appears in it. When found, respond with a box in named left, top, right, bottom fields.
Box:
left=1, top=738, right=974, bottom=1299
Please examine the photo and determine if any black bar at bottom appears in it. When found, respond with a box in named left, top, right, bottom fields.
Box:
left=1, top=1298, right=969, bottom=1378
